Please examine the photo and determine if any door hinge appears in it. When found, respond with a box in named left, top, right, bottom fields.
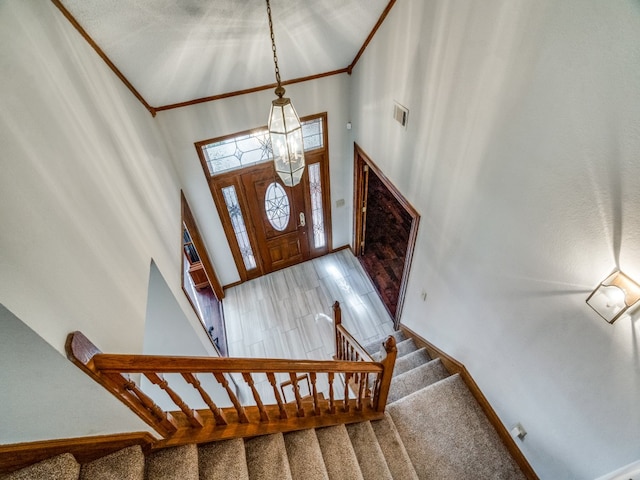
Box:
left=362, top=206, right=366, bottom=213
left=363, top=165, right=369, bottom=172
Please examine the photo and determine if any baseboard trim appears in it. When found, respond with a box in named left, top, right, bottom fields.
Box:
left=399, top=324, right=539, bottom=480
left=0, top=432, right=155, bottom=475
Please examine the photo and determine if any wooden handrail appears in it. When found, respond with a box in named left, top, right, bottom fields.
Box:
left=66, top=301, right=397, bottom=445
left=333, top=301, right=376, bottom=362
left=90, top=356, right=383, bottom=374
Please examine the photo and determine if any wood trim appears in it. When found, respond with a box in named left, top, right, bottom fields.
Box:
left=352, top=144, right=420, bottom=328
left=398, top=325, right=540, bottom=480
left=347, top=0, right=397, bottom=75
left=155, top=69, right=349, bottom=113
left=222, top=280, right=243, bottom=290
left=0, top=432, right=155, bottom=475
left=50, top=0, right=156, bottom=117
left=181, top=192, right=225, bottom=300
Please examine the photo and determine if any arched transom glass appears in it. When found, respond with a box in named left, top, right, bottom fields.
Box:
left=264, top=182, right=290, bottom=231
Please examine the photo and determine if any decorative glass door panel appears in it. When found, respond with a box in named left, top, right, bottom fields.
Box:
left=241, top=164, right=309, bottom=272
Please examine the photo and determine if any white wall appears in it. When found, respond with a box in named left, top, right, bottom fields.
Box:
left=156, top=74, right=353, bottom=285
left=0, top=304, right=155, bottom=443
left=350, top=0, right=640, bottom=478
left=143, top=261, right=229, bottom=409
left=0, top=0, right=203, bottom=356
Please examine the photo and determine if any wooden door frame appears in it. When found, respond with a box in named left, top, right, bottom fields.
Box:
left=196, top=112, right=332, bottom=283
left=181, top=191, right=224, bottom=300
left=352, top=144, right=420, bottom=328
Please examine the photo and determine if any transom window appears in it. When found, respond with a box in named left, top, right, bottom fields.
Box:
left=200, top=117, right=324, bottom=176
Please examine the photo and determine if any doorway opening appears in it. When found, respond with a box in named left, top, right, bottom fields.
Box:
left=353, top=144, right=420, bottom=327
left=181, top=192, right=228, bottom=355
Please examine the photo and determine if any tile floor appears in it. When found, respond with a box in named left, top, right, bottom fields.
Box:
left=222, top=249, right=395, bottom=403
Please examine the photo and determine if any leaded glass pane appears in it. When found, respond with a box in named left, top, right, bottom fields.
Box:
left=202, top=117, right=324, bottom=176
left=264, top=183, right=290, bottom=231
left=204, top=130, right=271, bottom=175
left=302, top=117, right=323, bottom=151
left=308, top=163, right=326, bottom=248
left=221, top=186, right=256, bottom=270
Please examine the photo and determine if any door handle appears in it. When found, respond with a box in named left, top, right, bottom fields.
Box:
left=298, top=212, right=306, bottom=227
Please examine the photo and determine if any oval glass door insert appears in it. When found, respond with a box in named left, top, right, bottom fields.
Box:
left=264, top=182, right=290, bottom=231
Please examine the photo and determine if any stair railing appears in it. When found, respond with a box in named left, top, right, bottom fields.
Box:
left=332, top=301, right=397, bottom=410
left=66, top=301, right=397, bottom=446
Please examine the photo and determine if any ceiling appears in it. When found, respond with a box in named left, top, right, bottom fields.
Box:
left=57, top=0, right=392, bottom=110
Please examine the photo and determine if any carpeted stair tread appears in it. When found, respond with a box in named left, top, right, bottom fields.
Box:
left=395, top=338, right=419, bottom=357
left=199, top=438, right=249, bottom=480
left=245, top=434, right=292, bottom=480
left=283, top=429, right=329, bottom=480
left=364, top=331, right=406, bottom=355
left=1, top=453, right=80, bottom=480
left=145, top=444, right=198, bottom=480
left=345, top=421, right=393, bottom=480
left=80, top=445, right=144, bottom=480
left=315, top=425, right=364, bottom=480
left=393, top=348, right=431, bottom=377
left=371, top=413, right=419, bottom=480
left=387, top=374, right=526, bottom=480
left=388, top=358, right=449, bottom=404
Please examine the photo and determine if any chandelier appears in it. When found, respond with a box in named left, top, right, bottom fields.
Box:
left=266, top=0, right=305, bottom=187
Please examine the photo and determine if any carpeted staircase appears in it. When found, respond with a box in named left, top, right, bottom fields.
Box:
left=3, top=331, right=527, bottom=480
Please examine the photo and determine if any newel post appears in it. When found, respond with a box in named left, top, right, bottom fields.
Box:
left=333, top=301, right=342, bottom=359
left=374, top=335, right=397, bottom=412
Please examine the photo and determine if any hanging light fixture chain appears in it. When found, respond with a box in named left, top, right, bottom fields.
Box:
left=266, top=0, right=283, bottom=92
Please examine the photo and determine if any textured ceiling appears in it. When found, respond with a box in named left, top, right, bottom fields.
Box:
left=58, top=0, right=390, bottom=108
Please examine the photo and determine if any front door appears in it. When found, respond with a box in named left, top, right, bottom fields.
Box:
left=241, top=163, right=310, bottom=272
left=200, top=113, right=332, bottom=281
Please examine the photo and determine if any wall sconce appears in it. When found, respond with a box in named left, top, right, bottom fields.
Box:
left=586, top=270, right=640, bottom=324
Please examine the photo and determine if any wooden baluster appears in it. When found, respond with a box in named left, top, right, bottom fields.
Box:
left=327, top=372, right=336, bottom=414
left=350, top=344, right=355, bottom=362
left=309, top=372, right=320, bottom=415
left=182, top=373, right=227, bottom=426
left=145, top=372, right=203, bottom=428
left=213, top=372, right=249, bottom=423
left=343, top=372, right=351, bottom=412
left=267, top=372, right=288, bottom=420
left=372, top=373, right=382, bottom=406
left=357, top=371, right=366, bottom=411
left=105, top=373, right=177, bottom=434
left=364, top=373, right=374, bottom=409
left=289, top=373, right=305, bottom=417
left=242, top=373, right=269, bottom=422
left=333, top=301, right=342, bottom=359
left=374, top=336, right=397, bottom=412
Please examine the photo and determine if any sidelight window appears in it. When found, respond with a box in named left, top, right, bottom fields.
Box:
left=308, top=163, right=325, bottom=248
left=221, top=186, right=257, bottom=270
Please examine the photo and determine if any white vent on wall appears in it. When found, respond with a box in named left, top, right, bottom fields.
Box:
left=393, top=102, right=409, bottom=128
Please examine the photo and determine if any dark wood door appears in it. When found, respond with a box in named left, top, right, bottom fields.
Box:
left=241, top=163, right=311, bottom=272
